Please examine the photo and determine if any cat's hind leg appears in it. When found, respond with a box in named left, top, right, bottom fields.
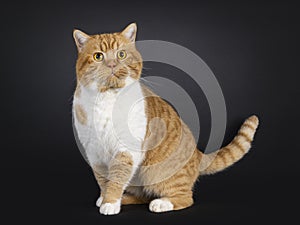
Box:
left=149, top=194, right=193, bottom=213
left=146, top=148, right=200, bottom=213
left=147, top=178, right=195, bottom=213
left=121, top=193, right=150, bottom=205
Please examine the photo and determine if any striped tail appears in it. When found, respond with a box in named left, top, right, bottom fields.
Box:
left=200, top=115, right=259, bottom=175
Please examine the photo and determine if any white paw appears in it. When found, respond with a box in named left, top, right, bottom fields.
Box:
left=149, top=199, right=174, bottom=213
left=99, top=200, right=121, bottom=215
left=96, top=196, right=103, bottom=207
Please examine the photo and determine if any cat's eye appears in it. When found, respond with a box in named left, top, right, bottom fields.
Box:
left=117, top=50, right=127, bottom=60
left=93, top=52, right=104, bottom=61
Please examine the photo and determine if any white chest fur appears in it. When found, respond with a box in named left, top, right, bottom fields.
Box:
left=73, top=77, right=147, bottom=168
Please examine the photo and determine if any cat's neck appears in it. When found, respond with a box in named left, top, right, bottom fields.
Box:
left=76, top=76, right=140, bottom=99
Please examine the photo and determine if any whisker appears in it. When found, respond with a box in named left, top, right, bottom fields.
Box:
left=68, top=95, right=74, bottom=103
left=140, top=77, right=162, bottom=89
left=142, top=66, right=152, bottom=70
left=140, top=77, right=162, bottom=85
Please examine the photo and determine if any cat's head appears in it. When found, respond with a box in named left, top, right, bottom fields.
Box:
left=73, top=23, right=142, bottom=92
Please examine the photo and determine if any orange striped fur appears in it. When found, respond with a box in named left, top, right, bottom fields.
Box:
left=73, top=23, right=259, bottom=214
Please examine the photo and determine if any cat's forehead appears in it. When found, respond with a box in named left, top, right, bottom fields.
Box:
left=87, top=33, right=130, bottom=53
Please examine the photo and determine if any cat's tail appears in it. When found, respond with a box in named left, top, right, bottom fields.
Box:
left=199, top=115, right=259, bottom=175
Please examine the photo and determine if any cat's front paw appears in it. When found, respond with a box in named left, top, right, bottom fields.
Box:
left=96, top=196, right=103, bottom=207
left=99, top=200, right=121, bottom=215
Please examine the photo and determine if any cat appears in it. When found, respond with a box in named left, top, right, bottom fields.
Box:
left=72, top=23, right=259, bottom=215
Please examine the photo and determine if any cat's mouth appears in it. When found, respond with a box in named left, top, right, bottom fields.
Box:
left=109, top=71, right=118, bottom=78
left=87, top=66, right=129, bottom=92
left=99, top=73, right=126, bottom=92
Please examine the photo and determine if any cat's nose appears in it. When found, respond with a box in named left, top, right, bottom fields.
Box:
left=106, top=60, right=117, bottom=68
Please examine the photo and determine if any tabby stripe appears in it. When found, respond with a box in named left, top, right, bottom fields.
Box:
left=220, top=152, right=227, bottom=166
left=243, top=123, right=256, bottom=131
left=101, top=40, right=108, bottom=52
left=238, top=131, right=252, bottom=143
left=79, top=57, right=89, bottom=71
left=173, top=174, right=187, bottom=180
left=115, top=36, right=120, bottom=49
left=168, top=182, right=187, bottom=189
left=223, top=147, right=235, bottom=162
left=232, top=139, right=245, bottom=153
left=111, top=38, right=117, bottom=49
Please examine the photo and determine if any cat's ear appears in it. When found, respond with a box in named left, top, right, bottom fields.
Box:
left=73, top=29, right=90, bottom=51
left=121, top=23, right=137, bottom=43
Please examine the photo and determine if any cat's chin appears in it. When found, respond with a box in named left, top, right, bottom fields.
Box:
left=99, top=85, right=125, bottom=93
left=99, top=78, right=126, bottom=92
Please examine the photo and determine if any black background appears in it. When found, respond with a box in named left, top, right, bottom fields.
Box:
left=1, top=0, right=299, bottom=224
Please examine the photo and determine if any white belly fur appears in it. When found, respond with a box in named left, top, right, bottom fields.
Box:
left=73, top=77, right=147, bottom=169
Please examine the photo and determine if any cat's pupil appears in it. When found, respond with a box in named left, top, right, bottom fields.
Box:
left=96, top=53, right=100, bottom=59
left=119, top=52, right=124, bottom=58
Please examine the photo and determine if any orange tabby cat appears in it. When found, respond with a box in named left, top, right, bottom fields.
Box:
left=72, top=23, right=259, bottom=215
